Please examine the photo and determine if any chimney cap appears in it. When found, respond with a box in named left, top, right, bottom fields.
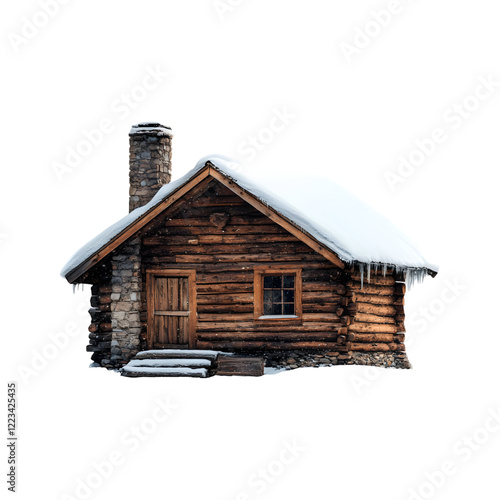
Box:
left=129, top=122, right=173, bottom=137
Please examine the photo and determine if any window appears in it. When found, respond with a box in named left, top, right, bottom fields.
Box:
left=263, top=275, right=295, bottom=315
left=254, top=267, right=302, bottom=322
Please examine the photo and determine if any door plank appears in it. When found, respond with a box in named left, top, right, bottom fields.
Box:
left=180, top=278, right=189, bottom=311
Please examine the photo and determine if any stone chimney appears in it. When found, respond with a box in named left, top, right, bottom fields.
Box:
left=128, top=122, right=173, bottom=212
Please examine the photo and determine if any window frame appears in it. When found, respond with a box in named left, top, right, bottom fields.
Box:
left=253, top=266, right=302, bottom=324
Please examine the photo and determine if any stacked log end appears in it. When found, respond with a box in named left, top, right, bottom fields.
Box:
left=335, top=277, right=352, bottom=353
left=345, top=269, right=406, bottom=354
left=87, top=282, right=113, bottom=365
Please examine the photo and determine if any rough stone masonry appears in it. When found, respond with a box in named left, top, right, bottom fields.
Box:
left=104, top=123, right=174, bottom=366
left=128, top=122, right=173, bottom=212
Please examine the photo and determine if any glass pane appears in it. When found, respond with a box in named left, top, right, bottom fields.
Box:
left=283, top=303, right=294, bottom=315
left=272, top=289, right=282, bottom=302
left=272, top=303, right=282, bottom=315
left=283, top=289, right=294, bottom=302
left=273, top=276, right=282, bottom=288
left=263, top=290, right=272, bottom=302
left=264, top=302, right=273, bottom=315
left=283, top=275, right=295, bottom=288
left=263, top=276, right=274, bottom=288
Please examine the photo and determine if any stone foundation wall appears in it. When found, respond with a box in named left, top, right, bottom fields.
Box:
left=350, top=351, right=411, bottom=369
left=263, top=350, right=411, bottom=370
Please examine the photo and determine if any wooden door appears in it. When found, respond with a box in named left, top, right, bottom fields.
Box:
left=146, top=270, right=196, bottom=349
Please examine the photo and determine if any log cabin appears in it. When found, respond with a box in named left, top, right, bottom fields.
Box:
left=61, top=123, right=438, bottom=377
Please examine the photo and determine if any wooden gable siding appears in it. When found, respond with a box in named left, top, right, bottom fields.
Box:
left=139, top=179, right=347, bottom=351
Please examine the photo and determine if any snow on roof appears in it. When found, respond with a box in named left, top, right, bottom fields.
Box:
left=61, top=155, right=438, bottom=282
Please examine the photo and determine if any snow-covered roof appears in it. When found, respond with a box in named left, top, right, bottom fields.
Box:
left=61, top=155, right=438, bottom=283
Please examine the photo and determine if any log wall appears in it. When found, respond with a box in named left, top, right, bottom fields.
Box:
left=139, top=179, right=348, bottom=351
left=80, top=177, right=410, bottom=365
left=345, top=270, right=406, bottom=353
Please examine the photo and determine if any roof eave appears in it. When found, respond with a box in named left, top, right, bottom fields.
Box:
left=64, top=165, right=213, bottom=283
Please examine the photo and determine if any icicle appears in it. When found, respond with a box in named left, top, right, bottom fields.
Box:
left=355, top=263, right=428, bottom=291
left=404, top=267, right=427, bottom=290
left=72, top=283, right=85, bottom=293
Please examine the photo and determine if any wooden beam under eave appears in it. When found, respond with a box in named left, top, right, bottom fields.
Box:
left=65, top=167, right=212, bottom=283
left=208, top=166, right=345, bottom=269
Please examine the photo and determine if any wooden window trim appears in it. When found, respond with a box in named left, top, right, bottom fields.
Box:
left=253, top=266, right=302, bottom=324
left=145, top=269, right=197, bottom=349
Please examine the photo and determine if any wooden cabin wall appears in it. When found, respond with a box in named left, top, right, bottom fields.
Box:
left=344, top=270, right=406, bottom=353
left=139, top=180, right=348, bottom=352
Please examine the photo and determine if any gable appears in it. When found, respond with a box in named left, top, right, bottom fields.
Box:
left=63, top=164, right=345, bottom=283
left=141, top=178, right=330, bottom=267
left=137, top=174, right=346, bottom=269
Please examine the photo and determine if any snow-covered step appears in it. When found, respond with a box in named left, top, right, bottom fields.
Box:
left=121, top=349, right=224, bottom=377
left=121, top=366, right=208, bottom=378
left=134, top=349, right=222, bottom=361
left=126, top=358, right=212, bottom=369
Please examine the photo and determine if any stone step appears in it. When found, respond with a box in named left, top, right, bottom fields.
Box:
left=121, top=366, right=208, bottom=378
left=120, top=352, right=219, bottom=378
left=134, top=349, right=222, bottom=361
left=127, top=358, right=212, bottom=369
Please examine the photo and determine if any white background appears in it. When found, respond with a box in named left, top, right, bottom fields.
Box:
left=2, top=1, right=500, bottom=499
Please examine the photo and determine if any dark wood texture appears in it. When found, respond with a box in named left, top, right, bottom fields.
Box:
left=141, top=179, right=346, bottom=351
left=146, top=269, right=196, bottom=349
left=216, top=356, right=265, bottom=376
